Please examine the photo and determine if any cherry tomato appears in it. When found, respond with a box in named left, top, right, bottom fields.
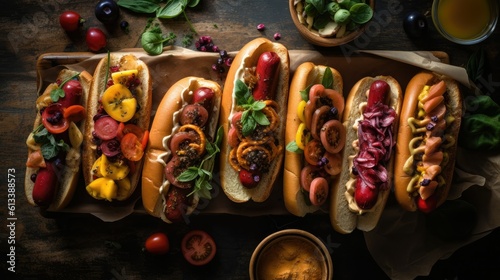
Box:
left=169, top=132, right=199, bottom=156
left=42, top=103, right=70, bottom=134
left=144, top=233, right=170, bottom=255
left=320, top=120, right=345, bottom=154
left=164, top=156, right=191, bottom=188
left=120, top=133, right=144, bottom=161
left=117, top=123, right=144, bottom=141
left=94, top=116, right=118, bottom=140
left=59, top=11, right=83, bottom=32
left=309, top=177, right=329, bottom=206
left=86, top=27, right=107, bottom=52
left=304, top=139, right=325, bottom=166
left=164, top=187, right=188, bottom=222
left=323, top=152, right=342, bottom=176
left=63, top=105, right=86, bottom=123
left=181, top=230, right=217, bottom=266
left=239, top=169, right=260, bottom=189
left=310, top=106, right=331, bottom=140
left=227, top=127, right=240, bottom=148
left=300, top=164, right=324, bottom=192
left=417, top=194, right=438, bottom=214
left=95, top=0, right=120, bottom=24
left=59, top=80, right=83, bottom=108
left=193, top=87, right=215, bottom=112
left=180, top=104, right=209, bottom=127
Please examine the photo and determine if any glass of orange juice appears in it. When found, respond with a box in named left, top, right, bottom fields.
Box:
left=432, top=0, right=498, bottom=44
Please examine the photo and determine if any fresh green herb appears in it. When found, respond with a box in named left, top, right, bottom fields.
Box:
left=286, top=141, right=303, bottom=153
left=234, top=80, right=270, bottom=137
left=182, top=33, right=194, bottom=47
left=118, top=0, right=201, bottom=33
left=49, top=72, right=80, bottom=102
left=177, top=126, right=223, bottom=199
left=322, top=67, right=333, bottom=89
left=32, top=125, right=70, bottom=160
left=141, top=24, right=176, bottom=55
left=466, top=47, right=486, bottom=84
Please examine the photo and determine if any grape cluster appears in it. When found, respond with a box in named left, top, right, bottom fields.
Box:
left=194, top=36, right=233, bottom=74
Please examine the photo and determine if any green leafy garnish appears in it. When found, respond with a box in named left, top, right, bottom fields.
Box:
left=466, top=47, right=486, bottom=84
left=49, top=72, right=80, bottom=102
left=234, top=80, right=270, bottom=137
left=286, top=141, right=303, bottom=153
left=141, top=24, right=177, bottom=55
left=32, top=125, right=70, bottom=160
left=176, top=126, right=223, bottom=199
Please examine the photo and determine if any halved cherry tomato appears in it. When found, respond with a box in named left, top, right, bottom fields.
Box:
left=63, top=105, right=86, bottom=123
left=300, top=164, right=324, bottom=192
left=117, top=123, right=144, bottom=141
left=228, top=127, right=240, bottom=148
left=169, top=132, right=199, bottom=155
left=311, top=106, right=332, bottom=140
left=94, top=116, right=119, bottom=140
left=181, top=230, right=216, bottom=266
left=180, top=104, right=209, bottom=127
left=42, top=103, right=70, bottom=134
left=323, top=152, right=342, bottom=176
left=320, top=120, right=345, bottom=154
left=309, top=177, right=329, bottom=206
left=144, top=232, right=170, bottom=255
left=304, top=139, right=325, bottom=166
left=120, top=133, right=144, bottom=161
left=164, top=156, right=191, bottom=188
left=141, top=130, right=149, bottom=150
left=193, top=87, right=215, bottom=112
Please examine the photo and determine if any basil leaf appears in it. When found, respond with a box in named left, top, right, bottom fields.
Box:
left=252, top=100, right=266, bottom=111
left=300, top=89, right=309, bottom=101
left=242, top=116, right=256, bottom=137
left=177, top=167, right=199, bottom=182
left=41, top=143, right=58, bottom=160
left=157, top=0, right=187, bottom=18
left=141, top=30, right=176, bottom=55
left=187, top=0, right=200, bottom=8
left=286, top=141, right=303, bottom=153
left=50, top=87, right=65, bottom=102
left=252, top=110, right=270, bottom=126
left=349, top=3, right=373, bottom=25
left=322, top=67, right=334, bottom=89
left=235, top=80, right=251, bottom=105
left=117, top=0, right=161, bottom=14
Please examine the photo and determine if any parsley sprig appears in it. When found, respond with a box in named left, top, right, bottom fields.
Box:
left=235, top=80, right=270, bottom=137
left=32, top=124, right=70, bottom=160
left=49, top=72, right=80, bottom=102
left=176, top=126, right=223, bottom=199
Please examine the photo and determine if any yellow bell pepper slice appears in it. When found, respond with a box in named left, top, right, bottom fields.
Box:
left=116, top=177, right=131, bottom=201
left=99, top=154, right=130, bottom=180
left=111, top=69, right=138, bottom=86
left=91, top=155, right=104, bottom=178
left=101, top=84, right=137, bottom=122
left=297, top=100, right=307, bottom=123
left=86, top=177, right=117, bottom=201
left=295, top=123, right=310, bottom=150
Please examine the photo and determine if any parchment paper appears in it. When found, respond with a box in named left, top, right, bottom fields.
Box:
left=36, top=48, right=499, bottom=278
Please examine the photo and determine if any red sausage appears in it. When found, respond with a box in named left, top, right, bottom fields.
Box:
left=252, top=51, right=281, bottom=100
left=354, top=178, right=379, bottom=210
left=32, top=163, right=58, bottom=207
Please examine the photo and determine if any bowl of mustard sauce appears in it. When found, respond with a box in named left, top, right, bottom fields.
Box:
left=249, top=229, right=333, bottom=280
left=432, top=0, right=498, bottom=45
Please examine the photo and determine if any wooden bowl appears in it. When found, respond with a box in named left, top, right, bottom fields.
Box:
left=289, top=0, right=375, bottom=47
left=249, top=229, right=333, bottom=280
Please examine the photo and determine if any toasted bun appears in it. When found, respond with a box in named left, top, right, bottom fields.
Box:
left=330, top=76, right=402, bottom=234
left=83, top=53, right=152, bottom=201
left=25, top=69, right=92, bottom=211
left=219, top=37, right=290, bottom=203
left=141, top=77, right=222, bottom=221
left=394, top=72, right=462, bottom=212
left=283, top=62, right=343, bottom=216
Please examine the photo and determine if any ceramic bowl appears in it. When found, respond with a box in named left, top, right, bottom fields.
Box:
left=249, top=229, right=333, bottom=280
left=431, top=0, right=498, bottom=45
left=289, top=0, right=375, bottom=47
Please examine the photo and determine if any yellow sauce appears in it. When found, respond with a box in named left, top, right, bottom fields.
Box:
left=256, top=237, right=327, bottom=280
left=437, top=0, right=491, bottom=39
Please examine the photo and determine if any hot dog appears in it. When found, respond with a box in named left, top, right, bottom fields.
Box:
left=219, top=37, right=290, bottom=203
left=141, top=77, right=222, bottom=223
left=82, top=53, right=152, bottom=202
left=283, top=62, right=345, bottom=216
left=25, top=69, right=92, bottom=210
left=330, top=76, right=402, bottom=233
left=394, top=72, right=462, bottom=213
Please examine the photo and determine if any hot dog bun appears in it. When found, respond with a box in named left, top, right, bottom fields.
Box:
left=83, top=53, right=152, bottom=202
left=25, top=69, right=92, bottom=211
left=394, top=72, right=461, bottom=213
left=283, top=62, right=344, bottom=216
left=219, top=37, right=290, bottom=203
left=141, top=77, right=222, bottom=223
left=330, top=76, right=402, bottom=234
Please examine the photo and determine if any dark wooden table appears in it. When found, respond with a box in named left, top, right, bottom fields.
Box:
left=1, top=1, right=499, bottom=279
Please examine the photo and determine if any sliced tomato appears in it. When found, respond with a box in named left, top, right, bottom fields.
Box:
left=309, top=177, right=329, bottom=206
left=117, top=123, right=144, bottom=141
left=63, top=105, right=86, bottom=123
left=181, top=230, right=216, bottom=266
left=300, top=164, right=324, bottom=192
left=320, top=120, right=345, bottom=154
left=304, top=139, right=325, bottom=166
left=323, top=152, right=342, bottom=176
left=41, top=103, right=70, bottom=134
left=120, top=133, right=144, bottom=161
left=141, top=130, right=149, bottom=150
